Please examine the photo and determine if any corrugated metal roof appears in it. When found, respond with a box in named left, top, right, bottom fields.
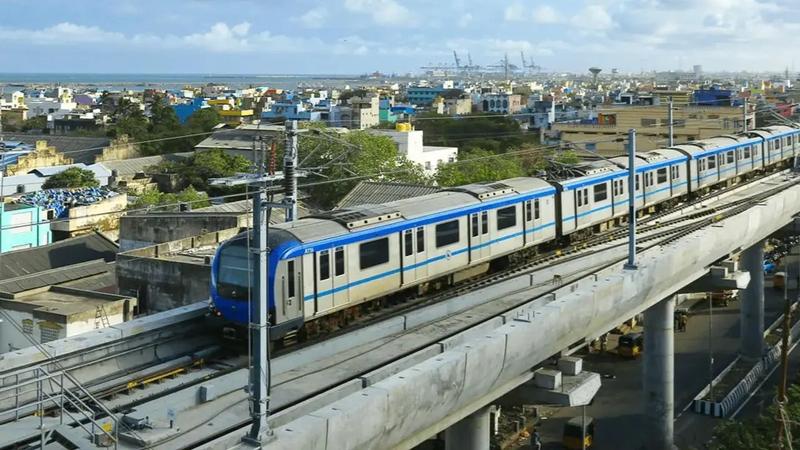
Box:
left=335, top=181, right=441, bottom=209
left=0, top=259, right=112, bottom=294
left=100, top=152, right=193, bottom=177
left=3, top=134, right=111, bottom=164
left=0, top=232, right=118, bottom=280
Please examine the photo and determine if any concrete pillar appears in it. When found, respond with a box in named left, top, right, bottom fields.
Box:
left=444, top=406, right=490, bottom=450
left=740, top=240, right=765, bottom=360
left=643, top=297, right=675, bottom=450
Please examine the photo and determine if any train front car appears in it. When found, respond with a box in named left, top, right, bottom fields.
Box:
left=209, top=229, right=301, bottom=339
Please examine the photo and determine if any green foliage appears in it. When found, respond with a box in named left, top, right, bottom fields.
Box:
left=154, top=149, right=252, bottom=193
left=21, top=116, right=47, bottom=132
left=42, top=167, right=100, bottom=189
left=148, top=95, right=181, bottom=135
left=132, top=186, right=210, bottom=210
left=709, top=384, right=800, bottom=449
left=299, top=128, right=430, bottom=209
left=434, top=148, right=525, bottom=187
left=555, top=150, right=580, bottom=165
left=186, top=108, right=221, bottom=133
left=413, top=114, right=537, bottom=153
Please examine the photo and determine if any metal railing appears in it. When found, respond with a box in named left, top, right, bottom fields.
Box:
left=0, top=365, right=119, bottom=449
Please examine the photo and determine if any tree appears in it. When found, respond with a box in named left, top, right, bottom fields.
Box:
left=132, top=186, right=211, bottom=210
left=298, top=128, right=430, bottom=209
left=413, top=114, right=537, bottom=154
left=42, top=167, right=100, bottom=189
left=186, top=108, right=221, bottom=133
left=148, top=94, right=181, bottom=135
left=434, top=148, right=525, bottom=187
left=153, top=149, right=252, bottom=192
left=22, top=116, right=48, bottom=132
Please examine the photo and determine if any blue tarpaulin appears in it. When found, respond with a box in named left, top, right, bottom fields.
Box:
left=17, top=187, right=117, bottom=218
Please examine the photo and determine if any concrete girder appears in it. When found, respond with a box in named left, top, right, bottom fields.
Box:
left=499, top=370, right=601, bottom=407
left=678, top=266, right=750, bottom=294
left=259, top=180, right=800, bottom=450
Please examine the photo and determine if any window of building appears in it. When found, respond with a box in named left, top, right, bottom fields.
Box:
left=534, top=199, right=541, bottom=220
left=16, top=185, right=24, bottom=194
left=496, top=206, right=517, bottom=230
left=359, top=238, right=390, bottom=269
left=471, top=214, right=479, bottom=237
left=40, top=325, right=60, bottom=344
left=424, top=161, right=431, bottom=170
left=726, top=151, right=734, bottom=164
left=594, top=183, right=608, bottom=202
left=708, top=155, right=716, bottom=169
left=673, top=119, right=686, bottom=128
left=708, top=114, right=719, bottom=119
left=335, top=247, right=345, bottom=276
left=641, top=118, right=657, bottom=127
left=22, top=319, right=33, bottom=335
left=585, top=142, right=597, bottom=151
left=657, top=168, right=667, bottom=184
left=436, top=220, right=460, bottom=248
left=11, top=212, right=32, bottom=234
left=319, top=250, right=330, bottom=280
left=481, top=211, right=488, bottom=235
left=404, top=229, right=414, bottom=256
left=287, top=260, right=296, bottom=298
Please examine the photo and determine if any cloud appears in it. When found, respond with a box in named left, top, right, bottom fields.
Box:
left=183, top=22, right=253, bottom=52
left=571, top=5, right=614, bottom=32
left=503, top=2, right=527, bottom=22
left=533, top=5, right=559, bottom=24
left=343, top=0, right=412, bottom=25
left=296, top=7, right=328, bottom=28
left=458, top=12, right=473, bottom=28
left=1, top=22, right=126, bottom=45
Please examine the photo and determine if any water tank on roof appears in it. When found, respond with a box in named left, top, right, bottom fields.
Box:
left=395, top=122, right=412, bottom=132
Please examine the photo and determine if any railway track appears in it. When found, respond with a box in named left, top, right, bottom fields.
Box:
left=196, top=173, right=800, bottom=450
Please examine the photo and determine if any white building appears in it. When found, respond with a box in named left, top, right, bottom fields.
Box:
left=0, top=287, right=136, bottom=353
left=372, top=124, right=458, bottom=175
left=346, top=94, right=380, bottom=129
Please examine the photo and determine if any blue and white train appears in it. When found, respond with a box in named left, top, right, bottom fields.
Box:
left=209, top=125, right=800, bottom=339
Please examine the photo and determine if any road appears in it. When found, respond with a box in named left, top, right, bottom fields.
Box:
left=531, top=287, right=788, bottom=449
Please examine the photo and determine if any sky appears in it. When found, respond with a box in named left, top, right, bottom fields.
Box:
left=0, top=0, right=798, bottom=75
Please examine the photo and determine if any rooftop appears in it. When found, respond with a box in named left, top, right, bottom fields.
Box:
left=2, top=134, right=110, bottom=164
left=0, top=232, right=117, bottom=280
left=336, top=181, right=441, bottom=209
left=0, top=286, right=135, bottom=322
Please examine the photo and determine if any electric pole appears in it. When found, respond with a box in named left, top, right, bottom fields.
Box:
left=743, top=98, right=749, bottom=133
left=283, top=120, right=298, bottom=222
left=667, top=96, right=674, bottom=147
left=625, top=129, right=638, bottom=270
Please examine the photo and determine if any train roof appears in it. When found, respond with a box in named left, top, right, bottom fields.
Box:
left=643, top=148, right=687, bottom=161
left=750, top=125, right=797, bottom=139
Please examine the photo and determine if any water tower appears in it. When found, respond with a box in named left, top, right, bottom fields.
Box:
left=589, top=67, right=602, bottom=87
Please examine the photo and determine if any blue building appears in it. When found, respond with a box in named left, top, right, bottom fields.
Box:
left=172, top=98, right=207, bottom=124
left=261, top=101, right=322, bottom=122
left=407, top=86, right=445, bottom=106
left=693, top=88, right=733, bottom=106
left=0, top=203, right=51, bottom=252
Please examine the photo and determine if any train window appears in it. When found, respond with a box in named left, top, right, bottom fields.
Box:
left=471, top=214, right=479, bottom=237
left=708, top=156, right=716, bottom=169
left=481, top=211, right=488, bottom=235
left=657, top=168, right=667, bottom=184
left=335, top=247, right=345, bottom=276
left=744, top=146, right=751, bottom=158
left=593, top=183, right=608, bottom=202
left=404, top=229, right=414, bottom=256
left=726, top=152, right=734, bottom=164
left=583, top=189, right=589, bottom=205
left=287, top=261, right=296, bottom=298
left=216, top=239, right=250, bottom=300
left=534, top=199, right=541, bottom=220
left=496, top=206, right=517, bottom=230
left=635, top=175, right=640, bottom=191
left=319, top=250, right=330, bottom=281
left=525, top=201, right=532, bottom=221
left=436, top=220, right=460, bottom=247
left=416, top=227, right=425, bottom=253
left=359, top=238, right=389, bottom=269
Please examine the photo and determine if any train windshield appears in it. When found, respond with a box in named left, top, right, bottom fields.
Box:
left=216, top=239, right=251, bottom=301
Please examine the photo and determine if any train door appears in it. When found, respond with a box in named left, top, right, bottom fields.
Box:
left=469, top=211, right=490, bottom=262
left=415, top=227, right=428, bottom=279
left=523, top=199, right=538, bottom=245
left=331, top=246, right=350, bottom=308
left=401, top=229, right=416, bottom=285
left=315, top=250, right=333, bottom=314
left=276, top=257, right=303, bottom=325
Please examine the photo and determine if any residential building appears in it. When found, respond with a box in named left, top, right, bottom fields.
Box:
left=48, top=192, right=127, bottom=241
left=553, top=104, right=755, bottom=155
left=261, top=100, right=322, bottom=122
left=218, top=108, right=254, bottom=126
left=0, top=202, right=51, bottom=252
left=172, top=97, right=207, bottom=123
left=444, top=98, right=472, bottom=115
left=346, top=94, right=380, bottom=129
left=407, top=86, right=445, bottom=106
left=0, top=287, right=136, bottom=352
left=1, top=140, right=73, bottom=176
left=371, top=123, right=458, bottom=174
left=480, top=93, right=522, bottom=114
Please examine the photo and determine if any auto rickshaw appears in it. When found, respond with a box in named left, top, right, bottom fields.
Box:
left=563, top=415, right=594, bottom=449
left=617, top=332, right=643, bottom=358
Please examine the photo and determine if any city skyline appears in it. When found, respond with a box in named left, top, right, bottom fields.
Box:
left=0, top=0, right=798, bottom=75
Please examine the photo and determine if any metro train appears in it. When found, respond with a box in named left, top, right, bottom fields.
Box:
left=209, top=125, right=800, bottom=339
